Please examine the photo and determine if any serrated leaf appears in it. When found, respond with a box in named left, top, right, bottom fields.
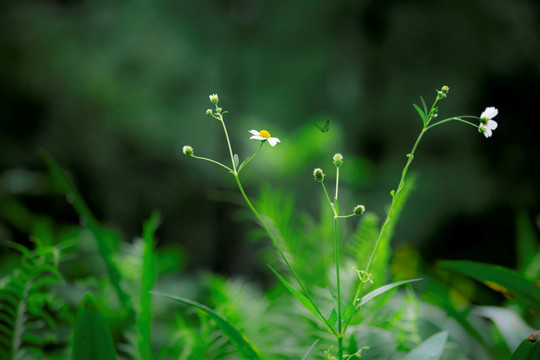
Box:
left=356, top=278, right=422, bottom=309
left=402, top=331, right=448, bottom=360
left=71, top=294, right=118, bottom=360
left=152, top=292, right=265, bottom=360
left=439, top=260, right=540, bottom=312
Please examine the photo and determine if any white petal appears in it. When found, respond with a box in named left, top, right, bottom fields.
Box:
left=487, top=120, right=498, bottom=130
left=250, top=135, right=264, bottom=140
left=267, top=137, right=280, bottom=147
left=480, top=107, right=498, bottom=119
left=249, top=130, right=260, bottom=136
left=483, top=127, right=493, bottom=138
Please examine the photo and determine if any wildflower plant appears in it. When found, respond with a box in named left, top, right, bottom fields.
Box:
left=173, top=88, right=500, bottom=359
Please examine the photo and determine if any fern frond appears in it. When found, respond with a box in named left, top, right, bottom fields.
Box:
left=0, top=241, right=63, bottom=360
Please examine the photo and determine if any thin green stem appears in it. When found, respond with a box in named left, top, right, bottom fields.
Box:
left=334, top=217, right=343, bottom=360
left=234, top=174, right=336, bottom=336
left=321, top=182, right=336, bottom=216
left=426, top=116, right=479, bottom=130
left=336, top=214, right=356, bottom=219
left=238, top=142, right=264, bottom=173
left=191, top=155, right=232, bottom=172
left=216, top=111, right=237, bottom=174
left=334, top=167, right=340, bottom=214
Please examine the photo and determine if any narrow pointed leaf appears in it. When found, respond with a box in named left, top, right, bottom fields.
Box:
left=152, top=292, right=265, bottom=360
left=402, top=331, right=448, bottom=360
left=301, top=339, right=320, bottom=360
left=342, top=300, right=356, bottom=326
left=413, top=104, right=427, bottom=124
left=439, top=260, right=540, bottom=312
left=356, top=278, right=422, bottom=309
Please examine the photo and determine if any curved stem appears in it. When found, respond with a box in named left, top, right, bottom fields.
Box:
left=191, top=155, right=233, bottom=172
left=321, top=182, right=336, bottom=216
left=238, top=142, right=264, bottom=173
left=426, top=117, right=478, bottom=130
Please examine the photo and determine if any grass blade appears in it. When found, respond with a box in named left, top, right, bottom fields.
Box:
left=356, top=278, right=422, bottom=309
left=152, top=292, right=266, bottom=360
left=138, top=211, right=160, bottom=360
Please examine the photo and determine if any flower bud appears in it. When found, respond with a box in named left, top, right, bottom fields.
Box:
left=216, top=107, right=223, bottom=113
left=209, top=93, right=219, bottom=104
left=313, top=168, right=325, bottom=182
left=441, top=85, right=449, bottom=93
left=206, top=109, right=213, bottom=116
left=333, top=153, right=343, bottom=168
left=182, top=145, right=194, bottom=157
left=353, top=205, right=365, bottom=215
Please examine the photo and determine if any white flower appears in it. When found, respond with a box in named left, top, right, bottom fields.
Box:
left=249, top=129, right=281, bottom=147
left=479, top=106, right=498, bottom=138
left=209, top=94, right=219, bottom=104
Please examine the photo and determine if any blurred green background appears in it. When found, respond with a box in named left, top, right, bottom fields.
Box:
left=1, top=0, right=539, bottom=281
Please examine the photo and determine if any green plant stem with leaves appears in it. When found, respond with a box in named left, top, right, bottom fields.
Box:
left=196, top=99, right=335, bottom=335
left=352, top=87, right=486, bottom=309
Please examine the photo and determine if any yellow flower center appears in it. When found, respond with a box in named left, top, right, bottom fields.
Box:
left=259, top=130, right=271, bottom=138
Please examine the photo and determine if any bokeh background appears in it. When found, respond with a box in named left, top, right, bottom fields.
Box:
left=1, top=0, right=540, bottom=282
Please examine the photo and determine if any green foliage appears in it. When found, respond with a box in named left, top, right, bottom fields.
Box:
left=510, top=334, right=540, bottom=360
left=0, top=241, right=63, bottom=360
left=71, top=293, right=118, bottom=360
left=439, top=260, right=540, bottom=314
left=137, top=212, right=160, bottom=360
left=40, top=151, right=132, bottom=318
left=152, top=292, right=266, bottom=360
left=402, top=331, right=448, bottom=360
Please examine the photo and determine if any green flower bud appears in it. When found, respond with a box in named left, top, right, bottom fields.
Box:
left=182, top=145, right=194, bottom=157
left=216, top=107, right=223, bottom=113
left=313, top=168, right=325, bottom=182
left=353, top=205, right=365, bottom=215
left=206, top=109, right=213, bottom=116
left=441, top=85, right=449, bottom=93
left=333, top=153, right=343, bottom=168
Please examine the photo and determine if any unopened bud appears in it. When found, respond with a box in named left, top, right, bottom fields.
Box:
left=182, top=145, right=194, bottom=157
left=353, top=205, right=366, bottom=215
left=333, top=153, right=343, bottom=168
left=206, top=109, right=213, bottom=116
left=313, top=168, right=325, bottom=182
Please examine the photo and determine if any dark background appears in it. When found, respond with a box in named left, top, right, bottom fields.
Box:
left=1, top=0, right=539, bottom=281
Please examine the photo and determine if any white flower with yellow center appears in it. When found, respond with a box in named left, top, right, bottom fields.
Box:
left=478, top=106, right=498, bottom=138
left=249, top=129, right=281, bottom=147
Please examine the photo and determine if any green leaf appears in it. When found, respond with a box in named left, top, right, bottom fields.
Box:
left=402, top=331, right=448, bottom=360
left=151, top=292, right=265, bottom=360
left=138, top=211, right=160, bottom=360
left=413, top=103, right=426, bottom=125
left=420, top=96, right=428, bottom=117
left=439, top=260, right=540, bottom=312
left=356, top=278, right=422, bottom=309
left=234, top=154, right=239, bottom=169
left=327, top=308, right=337, bottom=328
left=72, top=294, right=118, bottom=360
left=268, top=266, right=330, bottom=331
left=342, top=300, right=356, bottom=325
left=473, top=306, right=535, bottom=352
left=510, top=334, right=540, bottom=360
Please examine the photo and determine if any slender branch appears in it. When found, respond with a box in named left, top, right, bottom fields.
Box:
left=191, top=155, right=233, bottom=172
